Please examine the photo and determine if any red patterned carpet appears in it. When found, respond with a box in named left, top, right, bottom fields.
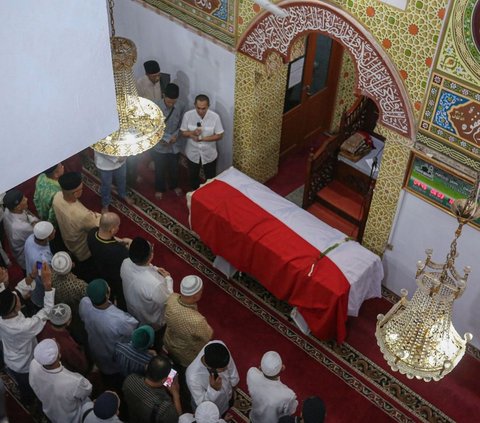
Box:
left=3, top=150, right=480, bottom=422
left=78, top=166, right=403, bottom=422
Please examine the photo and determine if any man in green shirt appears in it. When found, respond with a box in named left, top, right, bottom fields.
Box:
left=34, top=163, right=64, bottom=226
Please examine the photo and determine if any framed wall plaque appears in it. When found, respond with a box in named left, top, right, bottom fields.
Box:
left=404, top=151, right=480, bottom=229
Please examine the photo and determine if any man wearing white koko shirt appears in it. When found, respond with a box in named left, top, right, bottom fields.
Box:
left=186, top=340, right=239, bottom=416
left=29, top=339, right=92, bottom=423
left=180, top=94, right=224, bottom=190
left=247, top=351, right=298, bottom=423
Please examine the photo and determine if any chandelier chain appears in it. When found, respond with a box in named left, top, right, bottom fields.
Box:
left=91, top=33, right=165, bottom=156
left=108, top=0, right=116, bottom=37
left=440, top=171, right=480, bottom=282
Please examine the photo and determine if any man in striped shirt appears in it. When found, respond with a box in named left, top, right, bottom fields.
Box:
left=114, top=325, right=156, bottom=378
left=123, top=355, right=181, bottom=423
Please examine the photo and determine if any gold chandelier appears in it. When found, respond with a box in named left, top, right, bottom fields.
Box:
left=375, top=173, right=479, bottom=382
left=91, top=1, right=164, bottom=156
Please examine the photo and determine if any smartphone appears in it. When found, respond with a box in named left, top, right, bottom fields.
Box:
left=36, top=261, right=42, bottom=276
left=209, top=368, right=219, bottom=379
left=163, top=368, right=177, bottom=387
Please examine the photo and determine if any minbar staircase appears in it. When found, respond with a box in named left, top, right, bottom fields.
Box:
left=302, top=97, right=380, bottom=242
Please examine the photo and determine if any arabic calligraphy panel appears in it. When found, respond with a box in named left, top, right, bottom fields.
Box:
left=420, top=73, right=480, bottom=158
left=238, top=3, right=412, bottom=137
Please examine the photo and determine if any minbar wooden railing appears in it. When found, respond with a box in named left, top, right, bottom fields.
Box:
left=302, top=96, right=383, bottom=242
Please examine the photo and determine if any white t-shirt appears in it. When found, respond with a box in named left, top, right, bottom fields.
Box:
left=181, top=109, right=224, bottom=164
left=94, top=152, right=126, bottom=171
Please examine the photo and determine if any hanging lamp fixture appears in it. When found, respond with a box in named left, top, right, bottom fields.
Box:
left=91, top=0, right=164, bottom=156
left=375, top=172, right=479, bottom=381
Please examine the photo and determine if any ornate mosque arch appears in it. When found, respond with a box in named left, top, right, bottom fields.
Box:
left=237, top=0, right=415, bottom=140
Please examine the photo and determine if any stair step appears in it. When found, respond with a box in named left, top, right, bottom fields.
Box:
left=316, top=180, right=365, bottom=221
left=307, top=202, right=359, bottom=239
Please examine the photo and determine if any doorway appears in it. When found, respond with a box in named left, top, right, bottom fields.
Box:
left=280, top=33, right=343, bottom=157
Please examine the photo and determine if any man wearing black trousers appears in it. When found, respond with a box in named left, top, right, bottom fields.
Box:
left=180, top=94, right=224, bottom=190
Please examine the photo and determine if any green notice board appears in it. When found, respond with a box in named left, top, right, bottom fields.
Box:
left=405, top=153, right=480, bottom=228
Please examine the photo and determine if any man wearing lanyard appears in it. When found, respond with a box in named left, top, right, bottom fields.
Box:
left=152, top=83, right=185, bottom=199
left=180, top=94, right=224, bottom=190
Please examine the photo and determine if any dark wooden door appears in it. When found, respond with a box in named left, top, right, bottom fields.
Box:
left=280, top=33, right=343, bottom=156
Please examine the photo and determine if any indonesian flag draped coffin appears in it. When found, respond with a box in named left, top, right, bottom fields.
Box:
left=189, top=167, right=383, bottom=343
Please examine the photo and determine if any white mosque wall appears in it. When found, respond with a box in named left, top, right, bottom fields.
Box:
left=114, top=0, right=236, bottom=174
left=0, top=0, right=118, bottom=193
left=383, top=191, right=480, bottom=350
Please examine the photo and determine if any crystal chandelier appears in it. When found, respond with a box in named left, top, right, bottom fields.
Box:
left=91, top=0, right=164, bottom=156
left=375, top=173, right=480, bottom=382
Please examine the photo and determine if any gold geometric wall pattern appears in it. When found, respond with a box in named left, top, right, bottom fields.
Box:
left=237, top=2, right=415, bottom=138
left=290, top=36, right=306, bottom=62
left=375, top=121, right=414, bottom=149
left=232, top=33, right=305, bottom=183
left=233, top=52, right=287, bottom=182
left=331, top=51, right=357, bottom=133
left=335, top=0, right=449, bottom=117
left=237, top=0, right=264, bottom=37
left=233, top=3, right=308, bottom=183
left=436, top=0, right=480, bottom=86
left=415, top=133, right=480, bottom=173
left=415, top=0, right=480, bottom=173
left=363, top=126, right=412, bottom=255
left=437, top=25, right=480, bottom=87
left=234, top=1, right=417, bottom=250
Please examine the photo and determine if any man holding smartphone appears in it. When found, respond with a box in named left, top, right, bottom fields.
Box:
left=24, top=221, right=55, bottom=308
left=0, top=262, right=55, bottom=406
left=163, top=368, right=178, bottom=388
left=123, top=355, right=182, bottom=422
left=186, top=340, right=239, bottom=417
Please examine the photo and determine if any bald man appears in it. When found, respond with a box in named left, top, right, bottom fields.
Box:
left=87, top=212, right=131, bottom=310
